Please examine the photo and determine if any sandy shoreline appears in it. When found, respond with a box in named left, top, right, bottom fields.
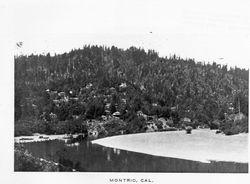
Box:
left=14, top=133, right=81, bottom=143
left=92, top=129, right=248, bottom=163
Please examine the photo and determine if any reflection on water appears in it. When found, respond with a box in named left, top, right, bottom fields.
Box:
left=22, top=140, right=248, bottom=173
left=113, top=148, right=120, bottom=155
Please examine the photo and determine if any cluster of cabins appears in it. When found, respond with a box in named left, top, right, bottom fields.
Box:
left=39, top=83, right=211, bottom=137
left=86, top=109, right=196, bottom=138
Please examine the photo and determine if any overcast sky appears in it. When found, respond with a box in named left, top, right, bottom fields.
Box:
left=6, top=0, right=250, bottom=68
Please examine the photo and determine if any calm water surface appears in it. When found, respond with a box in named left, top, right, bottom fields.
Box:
left=22, top=139, right=248, bottom=173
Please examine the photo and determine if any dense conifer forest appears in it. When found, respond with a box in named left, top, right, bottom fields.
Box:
left=14, top=45, right=248, bottom=136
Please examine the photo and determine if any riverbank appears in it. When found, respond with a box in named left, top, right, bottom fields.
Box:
left=92, top=129, right=248, bottom=163
left=14, top=144, right=75, bottom=171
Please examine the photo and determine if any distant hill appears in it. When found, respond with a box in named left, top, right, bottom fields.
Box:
left=15, top=45, right=248, bottom=124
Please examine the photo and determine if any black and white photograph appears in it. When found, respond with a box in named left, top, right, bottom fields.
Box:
left=1, top=0, right=250, bottom=183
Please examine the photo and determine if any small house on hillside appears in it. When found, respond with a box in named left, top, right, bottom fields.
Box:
left=105, top=103, right=111, bottom=110
left=158, top=117, right=174, bottom=129
left=70, top=97, right=79, bottom=101
left=110, top=87, right=116, bottom=93
left=58, top=92, right=66, bottom=97
left=49, top=112, right=57, bottom=121
left=121, top=98, right=127, bottom=104
left=183, top=117, right=191, bottom=123
left=166, top=118, right=174, bottom=126
left=85, top=83, right=93, bottom=89
left=158, top=118, right=171, bottom=130
left=119, top=83, right=127, bottom=89
left=53, top=99, right=60, bottom=106
left=170, top=106, right=178, bottom=111
left=137, top=111, right=148, bottom=120
left=101, top=115, right=108, bottom=121
left=225, top=113, right=246, bottom=122
left=181, top=117, right=193, bottom=128
left=88, top=129, right=99, bottom=138
left=72, top=115, right=80, bottom=120
left=112, top=111, right=121, bottom=118
left=145, top=121, right=158, bottom=132
left=158, top=117, right=167, bottom=124
left=147, top=115, right=156, bottom=120
left=49, top=91, right=58, bottom=99
left=105, top=110, right=111, bottom=116
left=140, top=85, right=146, bottom=91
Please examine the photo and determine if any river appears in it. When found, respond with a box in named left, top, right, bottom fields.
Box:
left=21, top=129, right=248, bottom=173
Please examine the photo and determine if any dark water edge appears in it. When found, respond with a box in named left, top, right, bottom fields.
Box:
left=18, top=140, right=248, bottom=173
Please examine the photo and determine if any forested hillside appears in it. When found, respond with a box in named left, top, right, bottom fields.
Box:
left=14, top=45, right=248, bottom=136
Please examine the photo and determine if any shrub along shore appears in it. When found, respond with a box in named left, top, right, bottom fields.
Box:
left=14, top=144, right=75, bottom=171
left=15, top=111, right=248, bottom=141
